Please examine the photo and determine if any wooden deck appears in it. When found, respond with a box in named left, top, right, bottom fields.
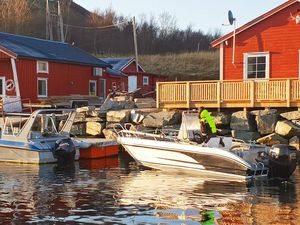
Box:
left=156, top=79, right=300, bottom=109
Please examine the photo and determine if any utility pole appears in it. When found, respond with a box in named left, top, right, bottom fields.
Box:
left=46, top=0, right=53, bottom=40
left=57, top=1, right=64, bottom=42
left=132, top=17, right=139, bottom=72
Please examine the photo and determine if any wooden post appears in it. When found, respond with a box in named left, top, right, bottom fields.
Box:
left=217, top=81, right=221, bottom=109
left=156, top=82, right=159, bottom=109
left=186, top=82, right=190, bottom=109
left=250, top=80, right=255, bottom=107
left=286, top=79, right=291, bottom=107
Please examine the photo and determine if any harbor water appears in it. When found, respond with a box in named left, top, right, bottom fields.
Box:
left=0, top=151, right=299, bottom=224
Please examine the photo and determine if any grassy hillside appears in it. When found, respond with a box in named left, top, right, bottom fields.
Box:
left=139, top=51, right=219, bottom=81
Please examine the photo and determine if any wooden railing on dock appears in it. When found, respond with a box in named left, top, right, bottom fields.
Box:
left=156, top=79, right=300, bottom=109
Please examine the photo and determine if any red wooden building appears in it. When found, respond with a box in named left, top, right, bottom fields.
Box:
left=101, top=58, right=165, bottom=96
left=0, top=32, right=111, bottom=111
left=211, top=0, right=300, bottom=81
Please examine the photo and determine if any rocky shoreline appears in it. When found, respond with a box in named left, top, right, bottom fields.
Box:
left=67, top=97, right=300, bottom=151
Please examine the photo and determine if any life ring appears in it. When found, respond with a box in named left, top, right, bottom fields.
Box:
left=5, top=79, right=15, bottom=91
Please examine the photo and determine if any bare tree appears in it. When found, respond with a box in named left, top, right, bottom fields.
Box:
left=0, top=0, right=34, bottom=33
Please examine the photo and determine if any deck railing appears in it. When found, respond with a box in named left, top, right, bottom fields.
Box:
left=156, top=79, right=300, bottom=109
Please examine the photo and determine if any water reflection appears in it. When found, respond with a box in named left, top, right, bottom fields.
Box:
left=0, top=155, right=298, bottom=224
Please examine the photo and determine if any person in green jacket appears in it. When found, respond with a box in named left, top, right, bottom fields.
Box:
left=199, top=107, right=217, bottom=143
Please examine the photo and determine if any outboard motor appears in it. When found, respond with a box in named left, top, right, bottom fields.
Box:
left=268, top=144, right=298, bottom=179
left=53, top=138, right=76, bottom=163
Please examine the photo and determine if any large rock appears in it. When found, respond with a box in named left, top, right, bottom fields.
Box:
left=211, top=112, right=231, bottom=126
left=86, top=122, right=105, bottom=136
left=100, top=98, right=136, bottom=113
left=275, top=120, right=300, bottom=138
left=70, top=123, right=86, bottom=136
left=102, top=129, right=118, bottom=140
left=231, top=130, right=260, bottom=142
left=230, top=111, right=256, bottom=131
left=106, top=110, right=131, bottom=123
left=257, top=133, right=288, bottom=146
left=255, top=113, right=278, bottom=135
left=250, top=109, right=277, bottom=116
left=143, top=111, right=182, bottom=128
left=280, top=111, right=300, bottom=120
left=289, top=136, right=300, bottom=150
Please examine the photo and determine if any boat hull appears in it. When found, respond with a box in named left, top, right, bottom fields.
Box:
left=118, top=137, right=253, bottom=181
left=0, top=145, right=80, bottom=164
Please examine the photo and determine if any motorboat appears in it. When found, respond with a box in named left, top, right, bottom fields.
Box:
left=116, top=111, right=298, bottom=181
left=0, top=109, right=80, bottom=164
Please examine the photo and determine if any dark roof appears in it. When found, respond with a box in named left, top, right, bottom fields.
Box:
left=100, top=58, right=134, bottom=71
left=106, top=68, right=127, bottom=77
left=0, top=32, right=110, bottom=67
left=100, top=57, right=145, bottom=72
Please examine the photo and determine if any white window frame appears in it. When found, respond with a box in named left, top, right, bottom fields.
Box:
left=243, top=52, right=270, bottom=80
left=37, top=78, right=48, bottom=98
left=89, top=80, right=97, bottom=96
left=0, top=77, right=5, bottom=96
left=143, top=76, right=149, bottom=86
left=37, top=61, right=49, bottom=74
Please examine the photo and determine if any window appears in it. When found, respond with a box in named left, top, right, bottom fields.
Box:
left=38, top=78, right=48, bottom=97
left=37, top=61, right=49, bottom=74
left=244, top=52, right=269, bottom=79
left=143, top=76, right=149, bottom=85
left=0, top=77, right=4, bottom=96
left=89, top=80, right=97, bottom=96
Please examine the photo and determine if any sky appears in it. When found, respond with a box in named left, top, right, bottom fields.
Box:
left=73, top=0, right=286, bottom=34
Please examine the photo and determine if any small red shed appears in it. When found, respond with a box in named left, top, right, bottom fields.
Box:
left=211, top=0, right=300, bottom=81
left=101, top=58, right=164, bottom=96
left=0, top=32, right=111, bottom=111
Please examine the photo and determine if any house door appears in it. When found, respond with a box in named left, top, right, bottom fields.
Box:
left=99, top=79, right=106, bottom=99
left=128, top=76, right=137, bottom=92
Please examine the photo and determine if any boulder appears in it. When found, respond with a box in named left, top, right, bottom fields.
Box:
left=280, top=111, right=300, bottom=120
left=231, top=130, right=260, bottom=142
left=257, top=133, right=288, bottom=146
left=211, top=112, right=231, bottom=126
left=143, top=111, right=182, bottom=128
left=289, top=136, right=300, bottom=150
left=250, top=109, right=277, bottom=116
left=102, top=129, right=118, bottom=140
left=86, top=122, right=106, bottom=136
left=255, top=113, right=278, bottom=135
left=106, top=110, right=131, bottom=123
left=275, top=120, right=300, bottom=138
left=230, top=111, right=256, bottom=131
left=99, top=99, right=123, bottom=113
left=76, top=106, right=96, bottom=113
left=70, top=123, right=86, bottom=136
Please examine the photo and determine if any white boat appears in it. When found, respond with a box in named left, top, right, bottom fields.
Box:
left=0, top=109, right=80, bottom=164
left=116, top=111, right=298, bottom=181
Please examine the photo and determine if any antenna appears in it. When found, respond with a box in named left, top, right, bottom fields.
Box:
left=228, top=10, right=236, bottom=64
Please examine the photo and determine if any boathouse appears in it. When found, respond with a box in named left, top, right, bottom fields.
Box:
left=0, top=32, right=111, bottom=112
left=101, top=58, right=164, bottom=96
left=156, top=0, right=300, bottom=109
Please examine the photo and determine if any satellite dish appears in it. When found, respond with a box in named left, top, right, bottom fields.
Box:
left=228, top=10, right=236, bottom=25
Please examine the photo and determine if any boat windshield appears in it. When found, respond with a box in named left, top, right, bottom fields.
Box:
left=2, top=112, right=66, bottom=138
left=177, top=111, right=200, bottom=141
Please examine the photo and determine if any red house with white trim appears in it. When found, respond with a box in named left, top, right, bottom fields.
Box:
left=101, top=58, right=165, bottom=96
left=0, top=32, right=111, bottom=111
left=211, top=0, right=300, bottom=81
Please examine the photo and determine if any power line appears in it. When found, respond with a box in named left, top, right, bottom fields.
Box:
left=63, top=20, right=131, bottom=30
